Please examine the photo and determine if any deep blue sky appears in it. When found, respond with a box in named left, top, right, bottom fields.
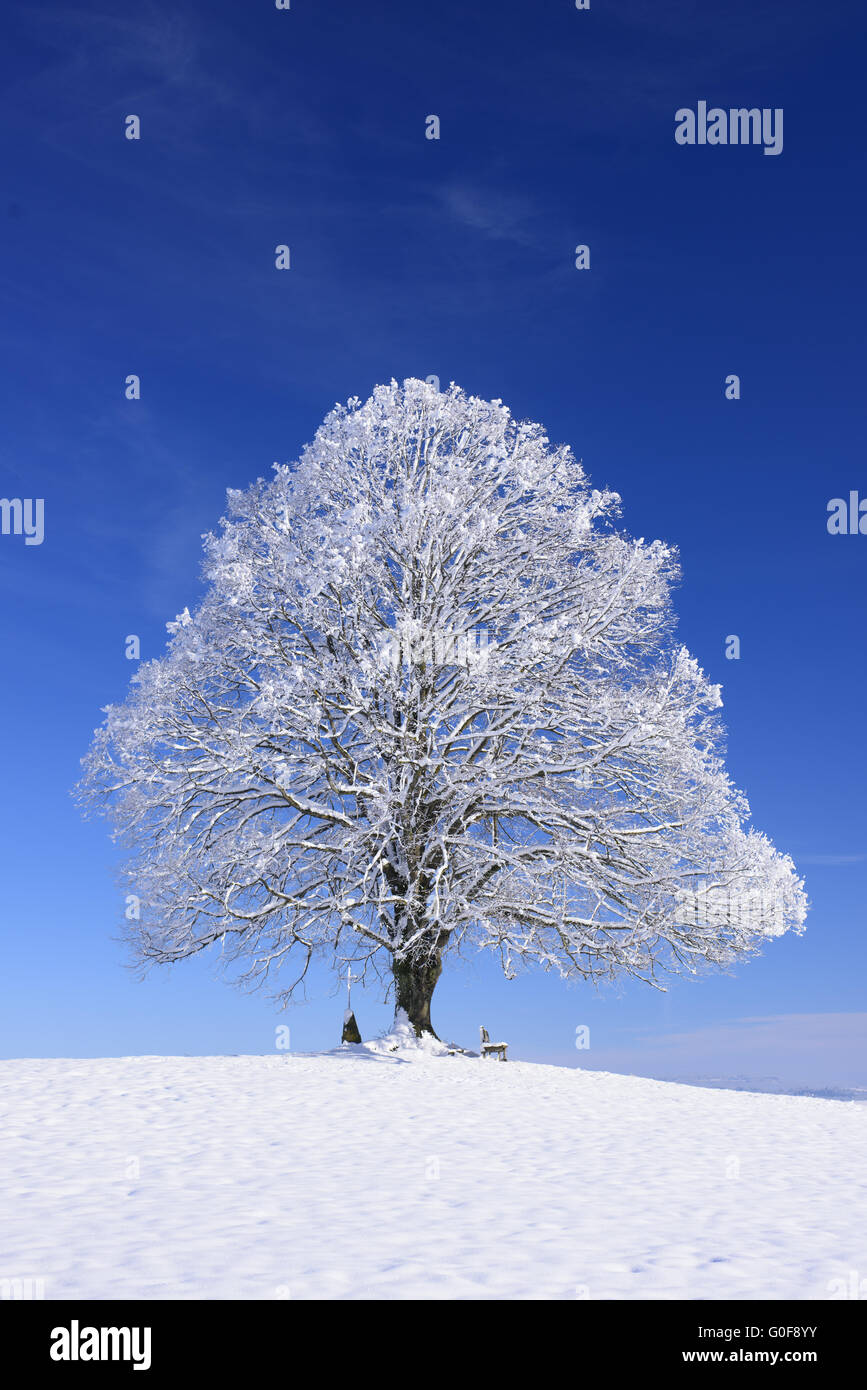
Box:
left=1, top=0, right=865, bottom=1084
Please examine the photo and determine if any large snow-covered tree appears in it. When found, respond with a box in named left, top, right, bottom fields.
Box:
left=78, top=379, right=807, bottom=1038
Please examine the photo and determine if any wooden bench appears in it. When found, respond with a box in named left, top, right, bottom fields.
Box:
left=479, top=1026, right=508, bottom=1061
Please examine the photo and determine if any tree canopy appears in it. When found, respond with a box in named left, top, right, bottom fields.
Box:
left=77, top=379, right=807, bottom=1035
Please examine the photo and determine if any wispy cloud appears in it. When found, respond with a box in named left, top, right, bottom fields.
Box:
left=571, top=1013, right=867, bottom=1090
left=436, top=182, right=543, bottom=249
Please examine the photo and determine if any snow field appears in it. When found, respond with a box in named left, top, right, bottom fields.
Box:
left=1, top=1052, right=864, bottom=1300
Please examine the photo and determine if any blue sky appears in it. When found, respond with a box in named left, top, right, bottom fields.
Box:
left=1, top=0, right=865, bottom=1084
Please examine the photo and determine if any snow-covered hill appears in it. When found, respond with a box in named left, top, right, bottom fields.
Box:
left=1, top=1048, right=865, bottom=1300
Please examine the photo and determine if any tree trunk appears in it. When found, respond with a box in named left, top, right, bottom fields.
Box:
left=392, top=948, right=443, bottom=1038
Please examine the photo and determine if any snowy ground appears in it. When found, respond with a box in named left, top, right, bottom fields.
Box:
left=2, top=1046, right=865, bottom=1300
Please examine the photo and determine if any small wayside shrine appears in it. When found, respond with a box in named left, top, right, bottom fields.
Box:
left=341, top=965, right=362, bottom=1045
